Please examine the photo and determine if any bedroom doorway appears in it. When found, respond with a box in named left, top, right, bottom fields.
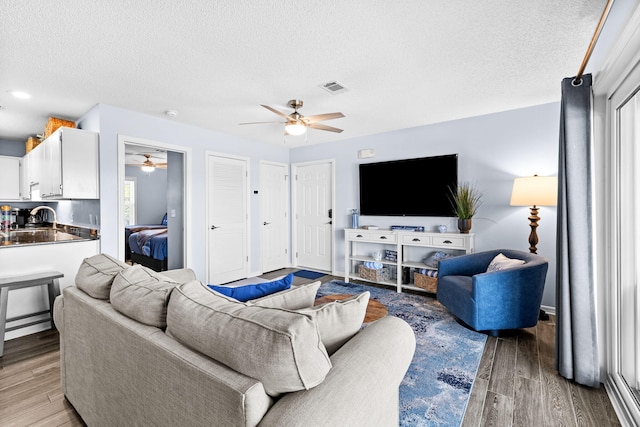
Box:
left=291, top=160, right=335, bottom=273
left=118, top=136, right=190, bottom=271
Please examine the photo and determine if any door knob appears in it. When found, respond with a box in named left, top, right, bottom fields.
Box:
left=210, top=225, right=220, bottom=230
left=263, top=221, right=271, bottom=226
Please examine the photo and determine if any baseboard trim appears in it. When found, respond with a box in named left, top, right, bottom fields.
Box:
left=541, top=304, right=556, bottom=316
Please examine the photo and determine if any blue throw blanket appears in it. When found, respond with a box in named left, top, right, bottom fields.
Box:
left=129, top=228, right=168, bottom=260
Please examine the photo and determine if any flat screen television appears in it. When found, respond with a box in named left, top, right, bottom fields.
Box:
left=359, top=154, right=458, bottom=216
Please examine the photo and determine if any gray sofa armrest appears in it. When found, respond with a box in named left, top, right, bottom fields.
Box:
left=159, top=268, right=197, bottom=283
left=258, top=316, right=416, bottom=427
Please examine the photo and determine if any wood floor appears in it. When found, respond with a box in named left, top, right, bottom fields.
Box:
left=0, top=274, right=621, bottom=426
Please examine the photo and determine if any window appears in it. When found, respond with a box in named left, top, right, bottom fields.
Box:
left=124, top=177, right=137, bottom=225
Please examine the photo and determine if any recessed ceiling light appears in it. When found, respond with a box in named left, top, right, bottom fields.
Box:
left=165, top=110, right=178, bottom=117
left=8, top=90, right=31, bottom=99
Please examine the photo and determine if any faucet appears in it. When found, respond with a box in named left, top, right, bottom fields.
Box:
left=30, top=206, right=57, bottom=230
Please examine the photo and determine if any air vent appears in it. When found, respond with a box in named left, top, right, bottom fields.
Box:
left=319, top=80, right=348, bottom=95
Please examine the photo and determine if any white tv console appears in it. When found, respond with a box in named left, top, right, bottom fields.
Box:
left=344, top=228, right=475, bottom=293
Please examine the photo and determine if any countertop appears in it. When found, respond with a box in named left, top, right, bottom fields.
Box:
left=0, top=224, right=99, bottom=247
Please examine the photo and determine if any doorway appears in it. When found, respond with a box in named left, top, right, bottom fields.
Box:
left=292, top=160, right=335, bottom=273
left=260, top=161, right=289, bottom=273
left=206, top=152, right=249, bottom=285
left=118, top=136, right=190, bottom=270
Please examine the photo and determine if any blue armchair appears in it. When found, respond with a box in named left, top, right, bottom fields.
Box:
left=437, top=249, right=549, bottom=335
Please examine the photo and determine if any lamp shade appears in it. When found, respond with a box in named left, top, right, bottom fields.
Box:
left=141, top=165, right=155, bottom=173
left=510, top=176, right=558, bottom=206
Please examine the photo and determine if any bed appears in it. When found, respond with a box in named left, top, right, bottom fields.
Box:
left=125, top=214, right=168, bottom=272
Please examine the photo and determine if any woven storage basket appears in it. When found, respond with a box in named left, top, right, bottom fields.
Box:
left=414, top=272, right=438, bottom=293
left=25, top=136, right=41, bottom=154
left=358, top=265, right=390, bottom=282
left=44, top=117, right=76, bottom=139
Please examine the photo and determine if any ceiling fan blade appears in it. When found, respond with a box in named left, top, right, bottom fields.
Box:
left=239, top=121, right=285, bottom=125
left=261, top=105, right=291, bottom=120
left=308, top=123, right=344, bottom=133
left=304, top=112, right=344, bottom=124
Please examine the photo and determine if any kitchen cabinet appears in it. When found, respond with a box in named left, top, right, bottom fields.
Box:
left=26, top=127, right=99, bottom=200
left=0, top=156, right=21, bottom=200
left=20, top=151, right=31, bottom=200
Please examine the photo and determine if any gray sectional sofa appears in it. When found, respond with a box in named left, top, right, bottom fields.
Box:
left=53, top=254, right=416, bottom=427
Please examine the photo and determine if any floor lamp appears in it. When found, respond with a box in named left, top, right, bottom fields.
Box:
left=509, top=175, right=558, bottom=254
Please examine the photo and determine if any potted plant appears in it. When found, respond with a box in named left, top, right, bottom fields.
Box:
left=449, top=182, right=482, bottom=233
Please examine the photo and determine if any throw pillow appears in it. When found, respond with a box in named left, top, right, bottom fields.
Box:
left=207, top=273, right=293, bottom=302
left=486, top=253, right=526, bottom=272
left=250, top=280, right=322, bottom=310
left=110, top=265, right=180, bottom=328
left=75, top=253, right=129, bottom=300
left=167, top=280, right=331, bottom=396
left=297, top=292, right=370, bottom=355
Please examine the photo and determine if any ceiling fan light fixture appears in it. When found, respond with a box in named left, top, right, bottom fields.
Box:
left=285, top=121, right=307, bottom=136
left=141, top=165, right=155, bottom=173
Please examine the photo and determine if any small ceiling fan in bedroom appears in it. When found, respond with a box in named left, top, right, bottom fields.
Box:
left=126, top=154, right=167, bottom=172
left=239, top=99, right=345, bottom=136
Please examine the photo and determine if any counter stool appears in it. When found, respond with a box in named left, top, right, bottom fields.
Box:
left=0, top=271, right=63, bottom=357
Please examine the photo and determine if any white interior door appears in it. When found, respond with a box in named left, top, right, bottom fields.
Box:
left=293, top=161, right=333, bottom=272
left=207, top=154, right=248, bottom=285
left=260, top=161, right=289, bottom=273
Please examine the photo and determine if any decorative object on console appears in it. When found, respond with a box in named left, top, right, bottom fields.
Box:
left=390, top=225, right=425, bottom=231
left=438, top=224, right=447, bottom=233
left=449, top=182, right=482, bottom=234
left=351, top=208, right=359, bottom=229
left=509, top=175, right=558, bottom=254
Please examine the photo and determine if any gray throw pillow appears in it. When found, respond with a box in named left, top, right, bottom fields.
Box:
left=110, top=265, right=180, bottom=328
left=249, top=280, right=321, bottom=310
left=167, top=280, right=332, bottom=396
left=296, top=292, right=370, bottom=355
left=75, top=253, right=129, bottom=299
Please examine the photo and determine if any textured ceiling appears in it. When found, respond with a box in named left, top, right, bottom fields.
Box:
left=0, top=0, right=610, bottom=147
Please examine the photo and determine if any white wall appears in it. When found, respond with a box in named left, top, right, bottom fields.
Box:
left=125, top=165, right=167, bottom=225
left=291, top=102, right=560, bottom=308
left=77, top=103, right=290, bottom=281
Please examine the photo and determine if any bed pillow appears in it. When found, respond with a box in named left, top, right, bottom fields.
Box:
left=250, top=280, right=321, bottom=310
left=167, top=280, right=331, bottom=396
left=486, top=253, right=526, bottom=272
left=75, top=253, right=129, bottom=300
left=110, top=265, right=180, bottom=328
left=296, top=292, right=370, bottom=355
left=161, top=213, right=168, bottom=225
left=207, top=273, right=293, bottom=302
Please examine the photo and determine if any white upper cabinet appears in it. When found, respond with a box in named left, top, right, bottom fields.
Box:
left=0, top=156, right=21, bottom=200
left=34, top=128, right=99, bottom=200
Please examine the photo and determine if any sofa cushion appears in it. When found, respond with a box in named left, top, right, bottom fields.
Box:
left=207, top=273, right=293, bottom=302
left=75, top=253, right=129, bottom=299
left=110, top=265, right=180, bottom=328
left=297, top=292, right=370, bottom=355
left=167, top=280, right=332, bottom=396
left=486, top=253, right=525, bottom=272
left=249, top=280, right=321, bottom=310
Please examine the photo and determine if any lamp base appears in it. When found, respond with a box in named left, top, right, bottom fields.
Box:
left=528, top=206, right=540, bottom=254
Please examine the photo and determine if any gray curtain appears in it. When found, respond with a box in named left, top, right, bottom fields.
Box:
left=556, top=73, right=599, bottom=387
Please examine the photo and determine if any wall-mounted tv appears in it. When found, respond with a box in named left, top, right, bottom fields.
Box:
left=359, top=154, right=458, bottom=217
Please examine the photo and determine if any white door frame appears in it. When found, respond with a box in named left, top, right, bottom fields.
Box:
left=260, top=160, right=290, bottom=273
left=205, top=151, right=250, bottom=283
left=291, top=159, right=336, bottom=275
left=117, top=135, right=192, bottom=266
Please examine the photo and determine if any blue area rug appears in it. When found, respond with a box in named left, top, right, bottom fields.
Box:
left=318, top=280, right=486, bottom=427
left=293, top=269, right=326, bottom=280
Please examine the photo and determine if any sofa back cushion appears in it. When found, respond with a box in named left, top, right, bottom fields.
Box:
left=110, top=265, right=180, bottom=328
left=167, top=280, right=332, bottom=396
left=75, top=253, right=129, bottom=299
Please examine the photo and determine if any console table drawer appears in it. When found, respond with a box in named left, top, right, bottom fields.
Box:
left=401, top=234, right=432, bottom=246
left=347, top=231, right=397, bottom=243
left=431, top=236, right=466, bottom=248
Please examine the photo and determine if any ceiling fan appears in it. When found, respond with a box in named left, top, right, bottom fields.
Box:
left=240, top=99, right=344, bottom=135
left=127, top=154, right=167, bottom=172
